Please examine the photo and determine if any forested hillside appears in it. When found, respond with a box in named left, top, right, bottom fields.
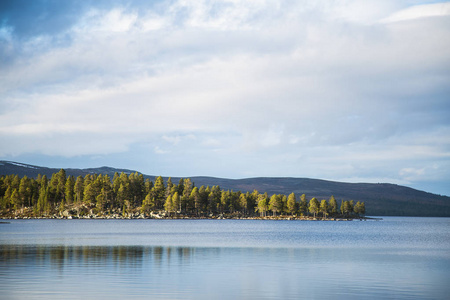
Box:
left=1, top=161, right=449, bottom=217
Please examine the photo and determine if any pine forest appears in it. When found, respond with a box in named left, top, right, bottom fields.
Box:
left=0, top=169, right=365, bottom=220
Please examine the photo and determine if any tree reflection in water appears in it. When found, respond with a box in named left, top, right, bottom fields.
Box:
left=0, top=244, right=197, bottom=270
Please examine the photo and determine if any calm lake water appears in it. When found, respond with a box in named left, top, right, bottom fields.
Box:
left=1, top=217, right=449, bottom=299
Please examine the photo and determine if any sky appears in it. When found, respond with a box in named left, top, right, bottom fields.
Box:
left=0, top=0, right=449, bottom=196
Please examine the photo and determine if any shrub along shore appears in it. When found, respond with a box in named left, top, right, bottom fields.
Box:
left=1, top=169, right=365, bottom=220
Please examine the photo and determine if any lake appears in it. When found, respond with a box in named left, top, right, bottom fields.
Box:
left=1, top=217, right=449, bottom=299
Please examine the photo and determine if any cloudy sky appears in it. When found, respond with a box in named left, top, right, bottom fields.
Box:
left=1, top=0, right=449, bottom=195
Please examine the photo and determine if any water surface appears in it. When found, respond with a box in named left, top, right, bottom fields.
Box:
left=1, top=217, right=449, bottom=299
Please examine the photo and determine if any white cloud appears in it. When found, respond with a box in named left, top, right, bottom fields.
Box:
left=202, top=138, right=221, bottom=147
left=399, top=167, right=426, bottom=180
left=74, top=8, right=138, bottom=33
left=154, top=146, right=169, bottom=154
left=0, top=0, right=449, bottom=194
left=162, top=135, right=182, bottom=145
left=162, top=134, right=196, bottom=145
left=381, top=2, right=450, bottom=23
left=139, top=13, right=167, bottom=32
left=0, top=26, right=13, bottom=41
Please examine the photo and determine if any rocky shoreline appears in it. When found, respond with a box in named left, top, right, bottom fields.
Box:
left=0, top=205, right=376, bottom=221
left=1, top=213, right=376, bottom=221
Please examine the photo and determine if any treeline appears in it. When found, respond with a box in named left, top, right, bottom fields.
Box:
left=0, top=170, right=365, bottom=218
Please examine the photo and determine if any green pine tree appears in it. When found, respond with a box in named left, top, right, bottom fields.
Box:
left=328, top=196, right=337, bottom=216
left=287, top=192, right=297, bottom=215
left=299, top=194, right=308, bottom=216
left=320, top=199, right=328, bottom=219
left=308, top=197, right=319, bottom=219
left=65, top=176, right=75, bottom=204
left=269, top=194, right=283, bottom=216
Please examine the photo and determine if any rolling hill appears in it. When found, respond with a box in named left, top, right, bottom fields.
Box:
left=1, top=160, right=449, bottom=217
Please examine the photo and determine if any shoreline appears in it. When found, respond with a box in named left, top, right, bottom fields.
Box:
left=0, top=205, right=378, bottom=221
left=0, top=214, right=379, bottom=221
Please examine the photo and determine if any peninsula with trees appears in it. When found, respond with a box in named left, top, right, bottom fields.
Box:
left=0, top=169, right=365, bottom=220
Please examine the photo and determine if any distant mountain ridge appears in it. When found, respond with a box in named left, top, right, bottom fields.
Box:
left=1, top=160, right=449, bottom=217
